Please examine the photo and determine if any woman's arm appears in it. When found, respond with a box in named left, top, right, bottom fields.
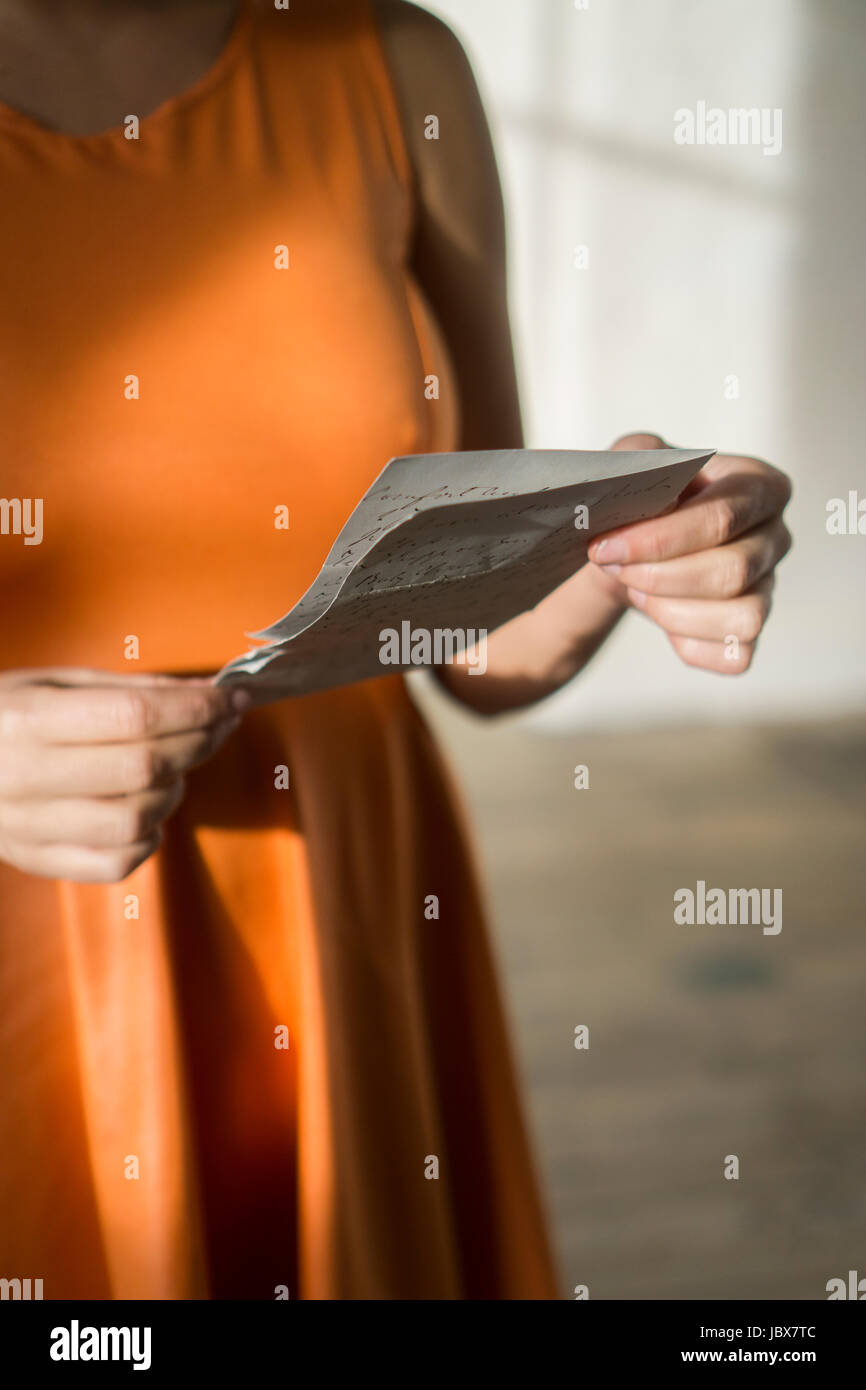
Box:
left=376, top=3, right=792, bottom=716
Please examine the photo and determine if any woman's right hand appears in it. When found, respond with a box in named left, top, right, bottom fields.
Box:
left=0, top=668, right=249, bottom=883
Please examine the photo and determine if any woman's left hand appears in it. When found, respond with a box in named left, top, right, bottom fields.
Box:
left=587, top=433, right=793, bottom=674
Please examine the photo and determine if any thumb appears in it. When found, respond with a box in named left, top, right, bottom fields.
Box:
left=611, top=431, right=668, bottom=451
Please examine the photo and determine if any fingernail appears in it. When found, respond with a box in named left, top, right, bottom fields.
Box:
left=627, top=587, right=647, bottom=608
left=599, top=563, right=621, bottom=576
left=231, top=689, right=252, bottom=711
left=593, top=538, right=627, bottom=563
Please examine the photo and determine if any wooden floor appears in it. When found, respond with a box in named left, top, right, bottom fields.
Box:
left=415, top=682, right=866, bottom=1300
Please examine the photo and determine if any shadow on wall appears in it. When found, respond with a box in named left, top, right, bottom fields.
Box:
left=431, top=0, right=866, bottom=729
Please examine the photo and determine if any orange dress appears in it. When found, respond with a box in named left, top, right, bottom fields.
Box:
left=0, top=0, right=557, bottom=1299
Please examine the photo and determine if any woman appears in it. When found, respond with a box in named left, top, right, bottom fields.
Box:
left=0, top=0, right=791, bottom=1299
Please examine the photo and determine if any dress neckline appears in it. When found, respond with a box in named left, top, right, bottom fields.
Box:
left=0, top=0, right=251, bottom=144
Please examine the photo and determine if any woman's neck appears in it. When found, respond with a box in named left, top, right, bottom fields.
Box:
left=0, top=0, right=240, bottom=136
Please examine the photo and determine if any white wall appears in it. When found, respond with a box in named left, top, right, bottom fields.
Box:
left=425, top=0, right=866, bottom=729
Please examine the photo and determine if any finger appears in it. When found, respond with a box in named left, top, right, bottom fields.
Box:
left=588, top=466, right=785, bottom=566
left=0, top=779, right=185, bottom=848
left=0, top=667, right=206, bottom=690
left=0, top=833, right=161, bottom=883
left=628, top=576, right=774, bottom=644
left=666, top=632, right=757, bottom=675
left=0, top=681, right=249, bottom=744
left=678, top=449, right=792, bottom=504
left=602, top=519, right=791, bottom=598
left=0, top=717, right=240, bottom=799
left=611, top=432, right=667, bottom=452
